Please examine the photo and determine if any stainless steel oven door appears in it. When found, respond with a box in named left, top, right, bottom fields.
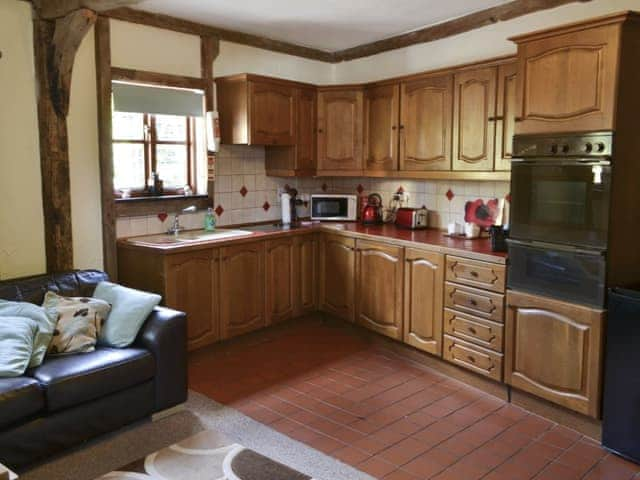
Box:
left=509, top=159, right=611, bottom=249
left=507, top=239, right=607, bottom=307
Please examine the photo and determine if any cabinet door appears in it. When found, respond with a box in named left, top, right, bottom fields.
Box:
left=400, top=74, right=452, bottom=171
left=453, top=67, right=497, bottom=171
left=265, top=237, right=295, bottom=325
left=515, top=25, right=619, bottom=135
left=319, top=234, right=355, bottom=321
left=495, top=62, right=518, bottom=172
left=505, top=290, right=605, bottom=418
left=403, top=248, right=444, bottom=356
left=356, top=240, right=404, bottom=340
left=294, top=234, right=318, bottom=316
left=220, top=241, right=265, bottom=339
left=317, top=89, right=364, bottom=171
left=250, top=81, right=296, bottom=145
left=165, top=250, right=219, bottom=351
left=364, top=84, right=400, bottom=172
left=296, top=87, right=317, bottom=172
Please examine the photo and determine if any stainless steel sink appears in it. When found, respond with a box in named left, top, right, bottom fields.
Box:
left=127, top=229, right=253, bottom=246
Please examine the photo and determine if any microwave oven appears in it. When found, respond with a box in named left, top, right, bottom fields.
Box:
left=310, top=194, right=358, bottom=221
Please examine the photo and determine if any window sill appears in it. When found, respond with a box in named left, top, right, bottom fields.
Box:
left=115, top=194, right=210, bottom=217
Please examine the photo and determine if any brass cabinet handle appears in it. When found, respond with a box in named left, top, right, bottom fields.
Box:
left=467, top=355, right=476, bottom=364
left=470, top=271, right=479, bottom=278
left=488, top=116, right=504, bottom=122
left=515, top=117, right=523, bottom=122
left=468, top=326, right=477, bottom=335
left=391, top=125, right=397, bottom=130
left=469, top=299, right=478, bottom=306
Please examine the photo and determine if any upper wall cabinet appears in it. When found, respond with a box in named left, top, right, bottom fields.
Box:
left=452, top=67, right=497, bottom=171
left=364, top=84, right=400, bottom=172
left=317, top=88, right=364, bottom=172
left=400, top=74, right=453, bottom=172
left=510, top=20, right=622, bottom=135
left=495, top=62, right=518, bottom=171
left=216, top=74, right=297, bottom=146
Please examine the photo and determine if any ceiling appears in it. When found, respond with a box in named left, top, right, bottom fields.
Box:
left=134, top=0, right=513, bottom=52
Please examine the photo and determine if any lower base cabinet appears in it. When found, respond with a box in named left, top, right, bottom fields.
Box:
left=294, top=234, right=318, bottom=316
left=403, top=248, right=444, bottom=355
left=220, top=241, right=266, bottom=339
left=505, top=290, right=606, bottom=418
left=443, top=334, right=504, bottom=381
left=266, top=237, right=296, bottom=325
left=356, top=240, right=404, bottom=340
left=319, top=234, right=356, bottom=321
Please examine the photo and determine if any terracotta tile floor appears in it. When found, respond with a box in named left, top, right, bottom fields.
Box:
left=189, top=317, right=640, bottom=479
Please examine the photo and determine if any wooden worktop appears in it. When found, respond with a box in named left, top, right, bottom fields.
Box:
left=119, top=222, right=507, bottom=264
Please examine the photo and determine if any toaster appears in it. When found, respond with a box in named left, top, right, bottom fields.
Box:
left=395, top=207, right=429, bottom=229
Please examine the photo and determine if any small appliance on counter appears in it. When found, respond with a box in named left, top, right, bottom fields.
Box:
left=361, top=193, right=384, bottom=225
left=310, top=194, right=357, bottom=221
left=395, top=207, right=428, bottom=229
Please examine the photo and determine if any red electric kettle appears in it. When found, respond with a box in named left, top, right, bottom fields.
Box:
left=362, top=193, right=383, bottom=225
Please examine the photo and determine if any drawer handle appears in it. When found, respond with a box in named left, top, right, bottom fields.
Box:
left=467, top=355, right=476, bottom=364
left=469, top=299, right=478, bottom=306
left=470, top=271, right=479, bottom=278
left=468, top=326, right=477, bottom=335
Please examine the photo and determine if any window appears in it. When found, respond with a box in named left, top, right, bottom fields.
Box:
left=112, top=112, right=197, bottom=196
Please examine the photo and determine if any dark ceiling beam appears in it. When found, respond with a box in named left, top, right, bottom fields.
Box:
left=103, top=7, right=336, bottom=63
left=334, top=0, right=594, bottom=61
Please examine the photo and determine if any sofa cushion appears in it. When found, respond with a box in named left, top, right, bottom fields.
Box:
left=28, top=347, right=155, bottom=412
left=0, top=377, right=44, bottom=429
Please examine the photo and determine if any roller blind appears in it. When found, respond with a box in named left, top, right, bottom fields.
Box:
left=112, top=82, right=204, bottom=117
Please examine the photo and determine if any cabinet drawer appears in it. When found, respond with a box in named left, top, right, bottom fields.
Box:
left=444, top=335, right=503, bottom=381
left=444, top=309, right=504, bottom=352
left=446, top=256, right=506, bottom=293
left=445, top=282, right=504, bottom=322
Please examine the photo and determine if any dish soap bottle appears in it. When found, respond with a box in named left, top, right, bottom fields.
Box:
left=204, top=207, right=216, bottom=231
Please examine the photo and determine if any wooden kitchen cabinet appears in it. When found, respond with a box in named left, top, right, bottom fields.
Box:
left=364, top=84, right=400, bottom=172
left=494, top=61, right=518, bottom=171
left=216, top=74, right=297, bottom=145
left=400, top=74, right=453, bottom=172
left=265, top=237, right=296, bottom=325
left=165, top=250, right=219, bottom=351
left=445, top=256, right=506, bottom=293
left=356, top=239, right=404, bottom=340
left=317, top=88, right=364, bottom=172
left=403, top=248, right=444, bottom=356
left=510, top=20, right=622, bottom=135
left=505, top=290, right=606, bottom=418
left=220, top=241, right=266, bottom=339
left=452, top=67, right=497, bottom=171
left=319, top=234, right=356, bottom=321
left=294, top=234, right=318, bottom=316
left=265, top=87, right=317, bottom=176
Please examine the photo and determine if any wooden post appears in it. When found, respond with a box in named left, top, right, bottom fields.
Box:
left=95, top=17, right=118, bottom=279
left=201, top=35, right=220, bottom=207
left=33, top=9, right=96, bottom=273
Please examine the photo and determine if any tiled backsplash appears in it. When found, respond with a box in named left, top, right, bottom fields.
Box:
left=115, top=145, right=510, bottom=238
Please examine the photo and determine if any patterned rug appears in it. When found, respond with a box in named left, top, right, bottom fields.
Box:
left=97, top=430, right=313, bottom=480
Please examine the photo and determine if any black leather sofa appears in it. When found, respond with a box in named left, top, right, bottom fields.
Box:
left=0, top=270, right=188, bottom=471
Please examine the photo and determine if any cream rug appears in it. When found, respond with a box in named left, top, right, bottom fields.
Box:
left=98, top=430, right=313, bottom=480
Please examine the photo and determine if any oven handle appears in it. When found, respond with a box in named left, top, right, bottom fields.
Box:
left=506, top=238, right=607, bottom=256
left=511, top=158, right=611, bottom=166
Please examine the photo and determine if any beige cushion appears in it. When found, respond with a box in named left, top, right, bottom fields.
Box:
left=43, top=292, right=111, bottom=355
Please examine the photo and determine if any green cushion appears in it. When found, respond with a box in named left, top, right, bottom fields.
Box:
left=95, top=282, right=161, bottom=348
left=0, top=300, right=56, bottom=367
left=0, top=316, right=38, bottom=377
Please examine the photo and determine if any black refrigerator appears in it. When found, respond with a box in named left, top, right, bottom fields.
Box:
left=602, top=288, right=640, bottom=463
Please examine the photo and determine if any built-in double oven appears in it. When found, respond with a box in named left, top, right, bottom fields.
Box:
left=507, top=132, right=613, bottom=307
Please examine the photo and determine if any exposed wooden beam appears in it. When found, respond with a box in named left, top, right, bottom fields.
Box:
left=33, top=8, right=96, bottom=273
left=103, top=7, right=336, bottom=63
left=95, top=17, right=118, bottom=279
left=111, top=67, right=206, bottom=90
left=334, top=0, right=594, bottom=61
left=33, top=0, right=144, bottom=19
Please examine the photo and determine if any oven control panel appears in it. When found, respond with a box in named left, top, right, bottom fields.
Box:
left=513, top=132, right=613, bottom=158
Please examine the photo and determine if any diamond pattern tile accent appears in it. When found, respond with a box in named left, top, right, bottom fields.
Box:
left=157, top=212, right=168, bottom=223
left=446, top=189, right=455, bottom=201
left=397, top=186, right=405, bottom=194
left=357, top=184, right=364, bottom=194
left=240, top=186, right=248, bottom=197
left=263, top=201, right=271, bottom=211
left=214, top=205, right=224, bottom=216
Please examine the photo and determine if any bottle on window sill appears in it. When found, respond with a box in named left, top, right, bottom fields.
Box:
left=204, top=207, right=216, bottom=232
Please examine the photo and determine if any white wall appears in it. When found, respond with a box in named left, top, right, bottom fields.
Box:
left=68, top=26, right=104, bottom=270
left=0, top=0, right=46, bottom=279
left=332, top=0, right=640, bottom=83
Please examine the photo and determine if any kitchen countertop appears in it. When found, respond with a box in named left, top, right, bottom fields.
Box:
left=119, top=222, right=508, bottom=264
